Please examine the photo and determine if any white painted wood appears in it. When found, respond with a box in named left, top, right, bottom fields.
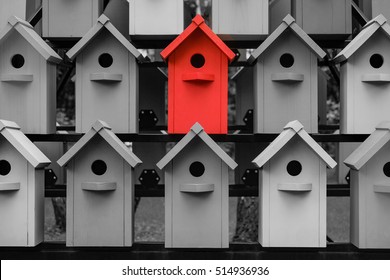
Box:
left=0, top=0, right=27, bottom=30
left=361, top=0, right=390, bottom=20
left=180, top=184, right=214, bottom=193
left=42, top=0, right=104, bottom=38
left=270, top=0, right=291, bottom=32
left=212, top=0, right=268, bottom=40
left=336, top=142, right=361, bottom=184
left=129, top=0, right=183, bottom=38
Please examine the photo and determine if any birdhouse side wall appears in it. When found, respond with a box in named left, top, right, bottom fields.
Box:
left=75, top=30, right=138, bottom=133
left=349, top=169, right=364, bottom=248
left=0, top=31, right=56, bottom=133
left=42, top=0, right=104, bottom=38
left=167, top=30, right=229, bottom=134
left=129, top=0, right=184, bottom=37
left=370, top=0, right=390, bottom=19
left=341, top=32, right=390, bottom=134
left=0, top=140, right=29, bottom=246
left=212, top=0, right=268, bottom=39
left=253, top=31, right=318, bottom=133
left=259, top=137, right=326, bottom=247
left=293, top=0, right=351, bottom=35
left=269, top=0, right=292, bottom=33
left=67, top=136, right=133, bottom=246
left=165, top=138, right=229, bottom=248
left=27, top=165, right=44, bottom=246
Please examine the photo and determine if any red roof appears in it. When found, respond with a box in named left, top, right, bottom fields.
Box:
left=160, top=15, right=236, bottom=62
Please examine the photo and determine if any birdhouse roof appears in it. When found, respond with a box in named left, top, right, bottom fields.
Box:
left=334, top=14, right=390, bottom=63
left=0, top=16, right=62, bottom=64
left=248, top=15, right=326, bottom=64
left=66, top=14, right=146, bottom=62
left=344, top=122, right=390, bottom=170
left=0, top=120, right=50, bottom=169
left=252, top=120, right=337, bottom=168
left=57, top=120, right=142, bottom=168
left=160, top=15, right=236, bottom=63
left=157, top=123, right=237, bottom=170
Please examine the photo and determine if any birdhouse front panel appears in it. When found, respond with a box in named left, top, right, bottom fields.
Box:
left=129, top=0, right=184, bottom=38
left=165, top=138, right=229, bottom=248
left=42, top=0, right=104, bottom=38
left=259, top=136, right=326, bottom=247
left=0, top=0, right=27, bottom=30
left=294, top=0, right=351, bottom=37
left=340, top=31, right=390, bottom=134
left=254, top=31, right=318, bottom=133
left=211, top=0, right=268, bottom=40
left=75, top=29, right=138, bottom=133
left=167, top=30, right=229, bottom=134
left=350, top=141, right=390, bottom=248
left=0, top=140, right=44, bottom=246
left=0, top=31, right=56, bottom=134
left=67, top=136, right=133, bottom=247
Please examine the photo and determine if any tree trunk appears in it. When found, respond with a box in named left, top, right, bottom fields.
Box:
left=233, top=197, right=258, bottom=242
left=51, top=198, right=66, bottom=231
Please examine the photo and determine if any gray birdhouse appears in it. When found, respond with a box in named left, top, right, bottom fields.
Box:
left=252, top=120, right=337, bottom=247
left=334, top=15, right=390, bottom=134
left=66, top=15, right=147, bottom=133
left=0, top=0, right=39, bottom=30
left=0, top=16, right=62, bottom=134
left=42, top=0, right=104, bottom=38
left=248, top=15, right=326, bottom=133
left=211, top=0, right=268, bottom=41
left=0, top=120, right=50, bottom=247
left=129, top=0, right=184, bottom=40
left=360, top=1, right=390, bottom=20
left=269, top=0, right=352, bottom=38
left=157, top=123, right=237, bottom=248
left=344, top=122, right=390, bottom=249
left=57, top=120, right=142, bottom=247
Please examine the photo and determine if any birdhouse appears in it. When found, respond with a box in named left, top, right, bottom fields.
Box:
left=252, top=120, right=337, bottom=247
left=129, top=0, right=184, bottom=40
left=344, top=122, right=390, bottom=248
left=0, top=16, right=62, bottom=134
left=0, top=0, right=31, bottom=30
left=42, top=0, right=104, bottom=38
left=269, top=0, right=291, bottom=32
left=0, top=120, right=50, bottom=246
left=57, top=121, right=142, bottom=247
left=211, top=0, right=268, bottom=41
left=269, top=0, right=352, bottom=38
left=248, top=15, right=326, bottom=133
left=334, top=15, right=390, bottom=134
left=360, top=0, right=390, bottom=20
left=336, top=142, right=360, bottom=184
left=160, top=15, right=236, bottom=134
left=157, top=123, right=237, bottom=248
left=66, top=15, right=147, bottom=133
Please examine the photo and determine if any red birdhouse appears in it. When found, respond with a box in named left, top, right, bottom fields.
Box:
left=160, top=15, right=236, bottom=134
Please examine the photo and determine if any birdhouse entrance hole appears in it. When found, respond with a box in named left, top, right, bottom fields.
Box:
left=370, top=54, right=384, bottom=69
left=383, top=162, right=390, bottom=177
left=11, top=54, right=25, bottom=69
left=280, top=53, right=294, bottom=68
left=91, top=160, right=107, bottom=176
left=0, top=160, right=11, bottom=176
left=190, top=54, right=205, bottom=68
left=189, top=161, right=205, bottom=177
left=98, top=53, right=113, bottom=68
left=287, top=160, right=302, bottom=176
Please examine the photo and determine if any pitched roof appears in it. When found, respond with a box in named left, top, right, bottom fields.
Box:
left=66, top=14, right=146, bottom=62
left=0, top=120, right=50, bottom=169
left=248, top=15, right=326, bottom=64
left=57, top=120, right=142, bottom=168
left=157, top=123, right=237, bottom=170
left=252, top=120, right=337, bottom=168
left=334, top=14, right=390, bottom=64
left=0, top=16, right=62, bottom=64
left=344, top=122, right=390, bottom=170
left=160, top=15, right=236, bottom=63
